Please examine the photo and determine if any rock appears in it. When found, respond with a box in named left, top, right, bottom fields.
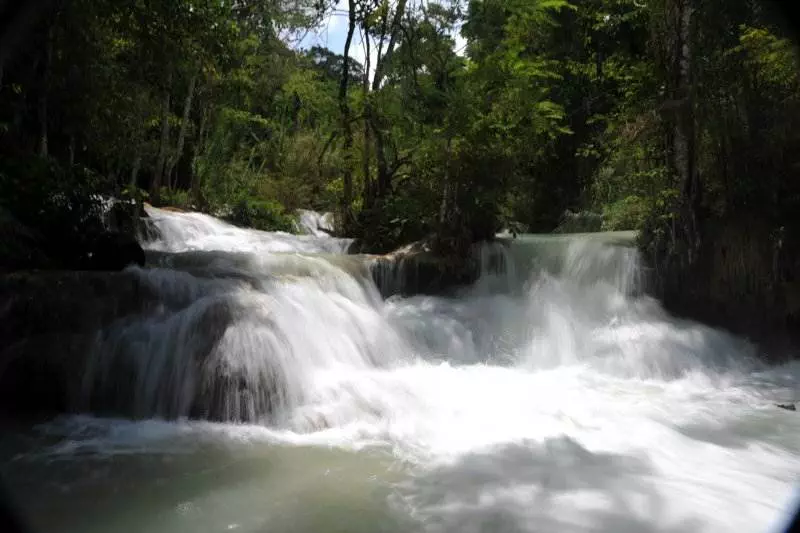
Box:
left=106, top=200, right=162, bottom=244
left=0, top=208, right=51, bottom=271
left=0, top=270, right=279, bottom=423
left=85, top=231, right=146, bottom=270
left=0, top=271, right=161, bottom=419
left=369, top=239, right=481, bottom=298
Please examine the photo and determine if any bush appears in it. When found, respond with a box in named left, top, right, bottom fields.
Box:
left=554, top=210, right=603, bottom=233
left=228, top=198, right=296, bottom=233
left=158, top=188, right=192, bottom=209
left=602, top=195, right=649, bottom=231
left=0, top=156, right=111, bottom=269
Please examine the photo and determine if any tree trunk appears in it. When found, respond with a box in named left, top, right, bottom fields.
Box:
left=68, top=133, right=75, bottom=167
left=370, top=0, right=408, bottom=203
left=361, top=23, right=373, bottom=209
left=166, top=71, right=197, bottom=190
left=374, top=127, right=390, bottom=199
left=130, top=153, right=141, bottom=192
left=38, top=25, right=53, bottom=158
left=672, top=0, right=699, bottom=262
left=438, top=137, right=454, bottom=226
left=191, top=103, right=209, bottom=204
left=338, top=0, right=357, bottom=228
left=151, top=69, right=173, bottom=205
left=371, top=0, right=408, bottom=93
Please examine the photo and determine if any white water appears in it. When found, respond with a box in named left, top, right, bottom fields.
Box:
left=3, top=207, right=800, bottom=533
left=144, top=206, right=352, bottom=254
left=295, top=209, right=336, bottom=237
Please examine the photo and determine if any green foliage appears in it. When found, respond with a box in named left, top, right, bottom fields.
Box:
left=0, top=156, right=110, bottom=268
left=601, top=195, right=648, bottom=231
left=158, top=188, right=192, bottom=209
left=2, top=0, right=800, bottom=284
left=229, top=199, right=296, bottom=233
left=554, top=210, right=603, bottom=233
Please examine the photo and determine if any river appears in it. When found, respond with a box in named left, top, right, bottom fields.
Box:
left=2, top=206, right=800, bottom=533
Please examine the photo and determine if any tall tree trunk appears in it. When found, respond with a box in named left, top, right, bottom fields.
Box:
left=130, top=153, right=141, bottom=192
left=438, top=137, right=454, bottom=226
left=68, top=133, right=75, bottom=166
left=370, top=0, right=408, bottom=203
left=338, top=0, right=357, bottom=228
left=374, top=127, right=390, bottom=199
left=38, top=24, right=52, bottom=158
left=361, top=23, right=373, bottom=209
left=672, top=0, right=699, bottom=262
left=166, top=71, right=197, bottom=190
left=151, top=69, right=173, bottom=205
left=191, top=103, right=209, bottom=204
left=371, top=0, right=408, bottom=93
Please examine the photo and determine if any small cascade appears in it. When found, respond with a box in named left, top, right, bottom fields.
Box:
left=144, top=205, right=352, bottom=254
left=78, top=254, right=396, bottom=424
left=295, top=209, right=336, bottom=237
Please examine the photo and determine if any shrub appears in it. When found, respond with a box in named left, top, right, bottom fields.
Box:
left=229, top=198, right=296, bottom=233
left=602, top=195, right=649, bottom=231
left=0, top=155, right=110, bottom=269
left=554, top=210, right=603, bottom=233
left=158, top=188, right=192, bottom=209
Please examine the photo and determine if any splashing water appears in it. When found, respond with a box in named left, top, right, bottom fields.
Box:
left=144, top=206, right=353, bottom=254
left=295, top=209, right=336, bottom=237
left=2, top=209, right=800, bottom=533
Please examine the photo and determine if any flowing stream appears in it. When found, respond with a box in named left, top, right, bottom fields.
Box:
left=3, top=207, right=800, bottom=533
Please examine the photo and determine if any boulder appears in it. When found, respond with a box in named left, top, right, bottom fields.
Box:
left=0, top=208, right=51, bottom=271
left=0, top=271, right=161, bottom=418
left=369, top=239, right=481, bottom=298
left=85, top=231, right=146, bottom=271
left=0, top=269, right=280, bottom=423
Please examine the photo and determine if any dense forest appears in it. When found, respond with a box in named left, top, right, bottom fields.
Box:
left=1, top=0, right=800, bottom=339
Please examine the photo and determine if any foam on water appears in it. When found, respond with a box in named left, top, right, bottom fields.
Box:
left=3, top=210, right=800, bottom=533
left=295, top=209, right=336, bottom=237
left=144, top=205, right=352, bottom=254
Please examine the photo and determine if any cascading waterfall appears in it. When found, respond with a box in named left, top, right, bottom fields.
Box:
left=3, top=206, right=800, bottom=533
left=295, top=209, right=336, bottom=237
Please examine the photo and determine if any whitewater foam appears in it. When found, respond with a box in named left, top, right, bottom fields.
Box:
left=3, top=209, right=799, bottom=533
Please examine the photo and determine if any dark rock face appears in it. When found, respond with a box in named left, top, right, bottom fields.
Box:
left=85, top=231, right=146, bottom=270
left=0, top=269, right=281, bottom=424
left=0, top=208, right=51, bottom=271
left=644, top=215, right=800, bottom=360
left=0, top=271, right=160, bottom=419
left=368, top=239, right=487, bottom=298
left=1, top=198, right=151, bottom=273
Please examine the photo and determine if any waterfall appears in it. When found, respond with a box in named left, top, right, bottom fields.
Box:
left=295, top=209, right=336, bottom=237
left=5, top=207, right=800, bottom=533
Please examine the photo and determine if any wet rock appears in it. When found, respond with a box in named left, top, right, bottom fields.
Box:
left=85, top=231, right=146, bottom=270
left=0, top=270, right=281, bottom=423
left=0, top=271, right=161, bottom=418
left=0, top=208, right=51, bottom=271
left=369, top=239, right=481, bottom=298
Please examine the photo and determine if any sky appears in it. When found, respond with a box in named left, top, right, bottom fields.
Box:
left=290, top=0, right=466, bottom=77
